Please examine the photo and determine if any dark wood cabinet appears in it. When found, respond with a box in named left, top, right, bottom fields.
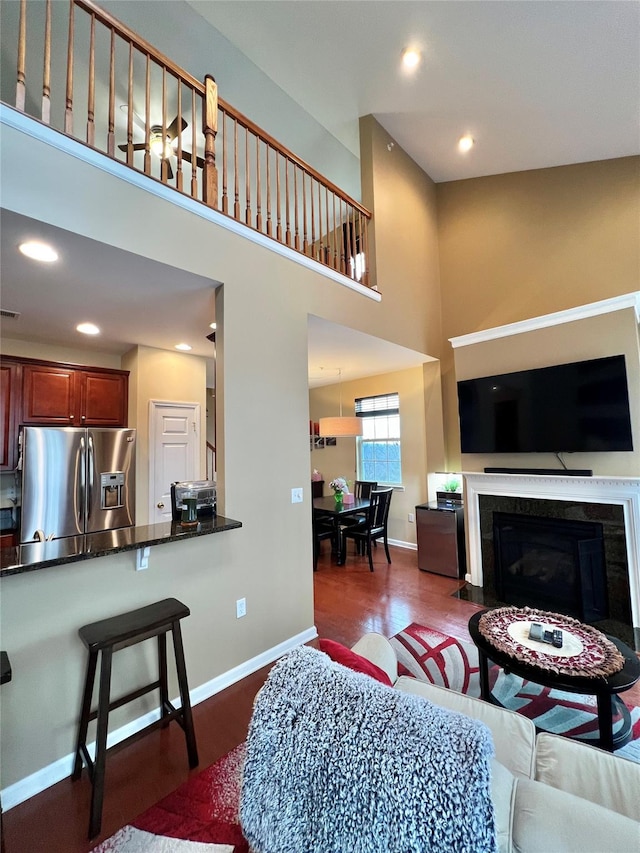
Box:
left=0, top=361, right=21, bottom=469
left=0, top=356, right=129, bottom=469
left=21, top=361, right=128, bottom=427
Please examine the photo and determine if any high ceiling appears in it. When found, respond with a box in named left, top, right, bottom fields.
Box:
left=190, top=0, right=640, bottom=182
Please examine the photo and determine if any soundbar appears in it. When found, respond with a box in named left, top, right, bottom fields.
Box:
left=484, top=467, right=593, bottom=476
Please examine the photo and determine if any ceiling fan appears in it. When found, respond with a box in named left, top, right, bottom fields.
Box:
left=118, top=107, right=204, bottom=179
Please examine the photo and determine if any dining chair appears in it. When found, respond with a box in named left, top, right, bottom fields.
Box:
left=340, top=480, right=378, bottom=545
left=340, top=488, right=393, bottom=572
left=313, top=517, right=335, bottom=571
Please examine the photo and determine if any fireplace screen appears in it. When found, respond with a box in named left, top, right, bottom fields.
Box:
left=493, top=512, right=608, bottom=622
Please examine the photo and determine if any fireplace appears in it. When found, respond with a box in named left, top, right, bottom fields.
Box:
left=493, top=512, right=607, bottom=621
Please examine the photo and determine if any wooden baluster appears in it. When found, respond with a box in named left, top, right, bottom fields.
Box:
left=310, top=177, right=315, bottom=251
left=285, top=158, right=291, bottom=246
left=265, top=143, right=272, bottom=236
left=294, top=167, right=300, bottom=251
left=143, top=53, right=151, bottom=175
left=256, top=136, right=262, bottom=231
left=331, top=193, right=340, bottom=270
left=42, top=0, right=52, bottom=124
left=65, top=0, right=74, bottom=134
left=125, top=42, right=133, bottom=165
left=204, top=74, right=219, bottom=207
left=339, top=200, right=346, bottom=273
left=346, top=209, right=353, bottom=278
left=302, top=171, right=308, bottom=254
left=176, top=82, right=183, bottom=191
left=107, top=28, right=115, bottom=156
left=160, top=66, right=168, bottom=183
left=86, top=13, right=95, bottom=146
left=233, top=118, right=240, bottom=218
left=324, top=185, right=330, bottom=267
left=16, top=0, right=26, bottom=111
left=317, top=178, right=323, bottom=261
left=245, top=126, right=251, bottom=224
left=190, top=88, right=198, bottom=198
left=359, top=212, right=369, bottom=286
left=275, top=152, right=282, bottom=242
left=222, top=110, right=228, bottom=214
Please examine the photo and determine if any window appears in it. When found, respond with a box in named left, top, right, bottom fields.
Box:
left=355, top=392, right=401, bottom=485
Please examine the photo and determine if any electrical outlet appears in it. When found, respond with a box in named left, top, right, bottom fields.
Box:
left=408, top=512, right=415, bottom=523
left=236, top=597, right=247, bottom=618
left=291, top=487, right=303, bottom=504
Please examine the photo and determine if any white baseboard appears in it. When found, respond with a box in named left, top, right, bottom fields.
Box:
left=388, top=538, right=417, bottom=551
left=1, top=625, right=318, bottom=810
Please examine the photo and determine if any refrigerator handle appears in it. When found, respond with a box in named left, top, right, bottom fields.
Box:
left=87, top=434, right=94, bottom=520
left=79, top=435, right=86, bottom=529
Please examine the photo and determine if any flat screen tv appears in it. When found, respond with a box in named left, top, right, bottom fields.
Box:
left=457, top=355, right=634, bottom=454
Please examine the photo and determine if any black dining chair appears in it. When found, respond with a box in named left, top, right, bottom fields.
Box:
left=340, top=488, right=393, bottom=572
left=339, top=480, right=378, bottom=553
left=313, top=517, right=335, bottom=571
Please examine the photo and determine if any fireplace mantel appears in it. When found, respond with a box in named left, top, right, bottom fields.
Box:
left=463, top=472, right=640, bottom=626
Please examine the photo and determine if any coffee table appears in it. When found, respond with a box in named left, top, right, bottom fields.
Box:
left=468, top=609, right=640, bottom=751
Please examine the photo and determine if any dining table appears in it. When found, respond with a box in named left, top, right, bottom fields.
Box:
left=313, top=495, right=371, bottom=565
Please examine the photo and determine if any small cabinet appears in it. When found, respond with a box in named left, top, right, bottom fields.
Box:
left=21, top=361, right=128, bottom=427
left=416, top=502, right=466, bottom=578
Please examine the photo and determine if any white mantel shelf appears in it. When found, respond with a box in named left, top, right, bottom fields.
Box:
left=463, top=472, right=640, bottom=627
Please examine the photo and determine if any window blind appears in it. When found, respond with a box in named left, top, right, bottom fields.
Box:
left=355, top=393, right=399, bottom=418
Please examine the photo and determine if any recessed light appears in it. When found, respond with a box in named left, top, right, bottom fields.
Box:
left=19, top=240, right=58, bottom=263
left=76, top=322, right=100, bottom=335
left=458, top=135, right=475, bottom=153
left=401, top=48, right=421, bottom=71
left=209, top=323, right=217, bottom=330
left=175, top=343, right=192, bottom=351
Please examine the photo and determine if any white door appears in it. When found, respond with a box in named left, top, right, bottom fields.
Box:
left=149, top=401, right=201, bottom=523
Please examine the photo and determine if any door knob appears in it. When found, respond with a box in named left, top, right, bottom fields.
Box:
left=157, top=502, right=165, bottom=509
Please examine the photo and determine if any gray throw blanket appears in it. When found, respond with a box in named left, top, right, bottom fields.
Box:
left=240, top=645, right=497, bottom=853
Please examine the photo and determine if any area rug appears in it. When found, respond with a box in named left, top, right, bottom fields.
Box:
left=92, top=744, right=249, bottom=852
left=390, top=622, right=640, bottom=762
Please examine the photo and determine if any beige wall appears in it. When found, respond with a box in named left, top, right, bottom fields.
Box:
left=436, top=156, right=640, bottom=468
left=453, top=308, right=640, bottom=477
left=1, top=338, right=123, bottom=370
left=122, top=345, right=208, bottom=523
left=309, top=364, right=442, bottom=546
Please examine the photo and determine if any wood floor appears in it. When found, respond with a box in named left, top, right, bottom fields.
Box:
left=3, top=544, right=639, bottom=852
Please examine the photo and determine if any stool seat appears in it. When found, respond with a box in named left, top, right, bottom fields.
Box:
left=78, top=598, right=190, bottom=651
left=73, top=598, right=198, bottom=839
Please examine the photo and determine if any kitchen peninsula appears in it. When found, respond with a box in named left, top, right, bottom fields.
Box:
left=0, top=515, right=242, bottom=576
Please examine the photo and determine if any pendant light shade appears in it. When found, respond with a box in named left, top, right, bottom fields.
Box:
left=317, top=368, right=363, bottom=437
left=318, top=416, right=363, bottom=437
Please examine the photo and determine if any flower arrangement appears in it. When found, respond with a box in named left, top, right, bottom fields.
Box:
left=329, top=477, right=349, bottom=494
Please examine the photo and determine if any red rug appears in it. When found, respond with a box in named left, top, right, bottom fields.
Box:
left=390, top=622, right=640, bottom=761
left=92, top=744, right=248, bottom=852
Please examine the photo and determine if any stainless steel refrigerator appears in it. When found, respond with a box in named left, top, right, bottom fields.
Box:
left=19, top=427, right=136, bottom=544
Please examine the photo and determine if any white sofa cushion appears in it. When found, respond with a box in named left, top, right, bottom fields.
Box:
left=535, top=732, right=640, bottom=820
left=351, top=631, right=399, bottom=684
left=512, top=777, right=640, bottom=853
left=395, top=676, right=537, bottom=780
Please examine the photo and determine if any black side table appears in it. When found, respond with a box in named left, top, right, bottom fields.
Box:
left=468, top=610, right=640, bottom=752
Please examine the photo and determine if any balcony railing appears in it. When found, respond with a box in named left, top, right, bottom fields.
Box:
left=1, top=0, right=371, bottom=287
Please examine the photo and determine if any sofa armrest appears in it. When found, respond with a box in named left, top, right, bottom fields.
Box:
left=535, top=732, right=640, bottom=821
left=395, top=676, right=537, bottom=780
left=350, top=633, right=398, bottom=684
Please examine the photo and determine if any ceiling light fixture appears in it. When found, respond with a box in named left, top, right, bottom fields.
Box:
left=209, top=323, right=217, bottom=330
left=149, top=128, right=174, bottom=159
left=318, top=368, right=363, bottom=438
left=76, top=322, right=100, bottom=335
left=18, top=240, right=58, bottom=263
left=401, top=47, right=421, bottom=71
left=458, top=135, right=475, bottom=153
left=175, top=343, right=192, bottom=351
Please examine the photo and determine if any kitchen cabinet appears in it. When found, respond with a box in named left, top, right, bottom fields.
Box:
left=0, top=361, right=21, bottom=469
left=21, top=361, right=128, bottom=427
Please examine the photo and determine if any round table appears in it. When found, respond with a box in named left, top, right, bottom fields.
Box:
left=468, top=610, right=640, bottom=751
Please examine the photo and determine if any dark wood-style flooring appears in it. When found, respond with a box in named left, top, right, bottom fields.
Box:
left=4, top=544, right=639, bottom=852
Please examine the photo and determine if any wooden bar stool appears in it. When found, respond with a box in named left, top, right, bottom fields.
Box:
left=72, top=598, right=199, bottom=839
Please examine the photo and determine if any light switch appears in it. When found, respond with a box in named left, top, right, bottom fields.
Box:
left=291, top=487, right=303, bottom=504
left=136, top=546, right=151, bottom=571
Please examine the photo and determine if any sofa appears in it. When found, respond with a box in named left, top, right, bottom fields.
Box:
left=351, top=632, right=640, bottom=853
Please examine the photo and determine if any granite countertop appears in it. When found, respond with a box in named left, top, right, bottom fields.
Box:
left=0, top=515, right=242, bottom=577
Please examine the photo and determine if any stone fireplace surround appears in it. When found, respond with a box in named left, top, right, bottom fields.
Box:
left=464, top=473, right=640, bottom=628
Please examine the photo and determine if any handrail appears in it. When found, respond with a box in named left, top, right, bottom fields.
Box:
left=4, top=0, right=372, bottom=287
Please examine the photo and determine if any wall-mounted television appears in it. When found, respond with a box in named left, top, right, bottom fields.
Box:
left=457, top=355, right=634, bottom=454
